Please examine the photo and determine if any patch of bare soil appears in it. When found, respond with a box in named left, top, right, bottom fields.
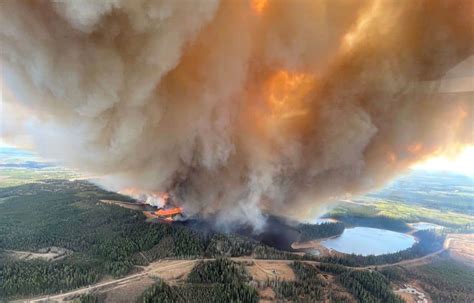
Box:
left=291, top=238, right=342, bottom=257
left=99, top=199, right=145, bottom=211
left=7, top=247, right=72, bottom=261
left=103, top=275, right=156, bottom=303
left=258, top=287, right=276, bottom=303
left=246, top=260, right=296, bottom=281
left=446, top=233, right=474, bottom=267
left=393, top=282, right=431, bottom=303
left=81, top=260, right=196, bottom=302
left=146, top=259, right=197, bottom=282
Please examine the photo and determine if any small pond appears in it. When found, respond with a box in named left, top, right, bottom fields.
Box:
left=321, top=227, right=416, bottom=256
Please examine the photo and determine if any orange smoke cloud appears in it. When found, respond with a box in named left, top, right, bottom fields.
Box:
left=251, top=0, right=268, bottom=15
left=0, top=0, right=472, bottom=229
left=266, top=70, right=314, bottom=119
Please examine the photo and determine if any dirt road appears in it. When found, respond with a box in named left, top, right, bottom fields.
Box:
left=17, top=237, right=453, bottom=302
left=15, top=260, right=198, bottom=303
left=360, top=248, right=446, bottom=270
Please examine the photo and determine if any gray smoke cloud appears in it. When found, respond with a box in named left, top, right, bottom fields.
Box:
left=0, top=0, right=472, bottom=230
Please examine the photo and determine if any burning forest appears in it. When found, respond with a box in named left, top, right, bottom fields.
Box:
left=0, top=0, right=473, bottom=230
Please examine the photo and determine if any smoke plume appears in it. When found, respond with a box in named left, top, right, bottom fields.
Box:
left=1, top=0, right=472, bottom=229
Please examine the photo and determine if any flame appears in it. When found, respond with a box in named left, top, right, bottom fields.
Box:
left=155, top=207, right=183, bottom=217
left=251, top=0, right=268, bottom=15
left=265, top=70, right=314, bottom=119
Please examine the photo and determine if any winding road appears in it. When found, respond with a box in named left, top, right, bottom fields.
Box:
left=17, top=243, right=449, bottom=303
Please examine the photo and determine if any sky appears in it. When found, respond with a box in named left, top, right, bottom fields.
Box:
left=412, top=146, right=474, bottom=177
left=1, top=135, right=472, bottom=177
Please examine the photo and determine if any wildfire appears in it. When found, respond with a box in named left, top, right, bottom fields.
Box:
left=119, top=188, right=170, bottom=207
left=265, top=70, right=315, bottom=120
left=251, top=0, right=268, bottom=15
left=120, top=187, right=185, bottom=222
left=155, top=207, right=184, bottom=217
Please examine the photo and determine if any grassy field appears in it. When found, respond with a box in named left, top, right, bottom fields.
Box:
left=363, top=170, right=474, bottom=215
left=0, top=168, right=78, bottom=188
left=328, top=200, right=473, bottom=228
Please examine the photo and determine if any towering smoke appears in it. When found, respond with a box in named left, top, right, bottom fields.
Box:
left=1, top=0, right=472, bottom=229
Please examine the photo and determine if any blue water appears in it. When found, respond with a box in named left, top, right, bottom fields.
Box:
left=321, top=227, right=416, bottom=256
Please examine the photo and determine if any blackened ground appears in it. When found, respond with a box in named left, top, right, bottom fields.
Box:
left=177, top=215, right=301, bottom=251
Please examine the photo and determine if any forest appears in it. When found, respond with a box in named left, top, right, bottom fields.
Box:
left=265, top=261, right=327, bottom=302
left=319, top=263, right=403, bottom=303
left=0, top=181, right=306, bottom=299
left=139, top=259, right=258, bottom=303
left=327, top=213, right=411, bottom=233
left=0, top=180, right=465, bottom=302
left=298, top=222, right=345, bottom=241
left=0, top=181, right=202, bottom=299
left=381, top=255, right=474, bottom=303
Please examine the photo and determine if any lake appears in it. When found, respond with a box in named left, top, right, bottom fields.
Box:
left=321, top=227, right=416, bottom=256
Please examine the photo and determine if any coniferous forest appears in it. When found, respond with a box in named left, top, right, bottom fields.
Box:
left=1, top=180, right=472, bottom=303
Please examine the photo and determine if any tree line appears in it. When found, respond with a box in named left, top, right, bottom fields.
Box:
left=298, top=222, right=345, bottom=241
left=318, top=230, right=444, bottom=267
left=140, top=258, right=258, bottom=303
left=266, top=261, right=327, bottom=302
left=319, top=263, right=404, bottom=303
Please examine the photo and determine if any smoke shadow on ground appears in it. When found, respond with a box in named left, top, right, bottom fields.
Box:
left=177, top=215, right=301, bottom=251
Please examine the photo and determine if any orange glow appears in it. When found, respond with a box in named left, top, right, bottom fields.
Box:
left=155, top=207, right=183, bottom=217
left=342, top=1, right=380, bottom=51
left=407, top=143, right=423, bottom=155
left=119, top=187, right=142, bottom=196
left=119, top=188, right=170, bottom=206
left=412, top=145, right=474, bottom=175
left=265, top=70, right=315, bottom=119
left=387, top=151, right=397, bottom=163
left=251, top=0, right=268, bottom=14
left=459, top=108, right=468, bottom=119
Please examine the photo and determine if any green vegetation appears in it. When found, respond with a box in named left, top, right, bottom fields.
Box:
left=338, top=271, right=403, bottom=303
left=267, top=261, right=326, bottom=302
left=329, top=214, right=410, bottom=233
left=0, top=168, right=78, bottom=188
left=0, top=180, right=305, bottom=300
left=298, top=222, right=345, bottom=241
left=204, top=232, right=308, bottom=261
left=319, top=230, right=445, bottom=267
left=329, top=201, right=473, bottom=228
left=204, top=233, right=256, bottom=257
left=140, top=259, right=258, bottom=303
left=381, top=256, right=474, bottom=303
left=364, top=170, right=474, bottom=215
left=375, top=201, right=473, bottom=227
left=0, top=181, right=203, bottom=299
left=1, top=175, right=471, bottom=301
left=0, top=257, right=100, bottom=298
left=319, top=263, right=403, bottom=303
left=187, top=258, right=250, bottom=284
